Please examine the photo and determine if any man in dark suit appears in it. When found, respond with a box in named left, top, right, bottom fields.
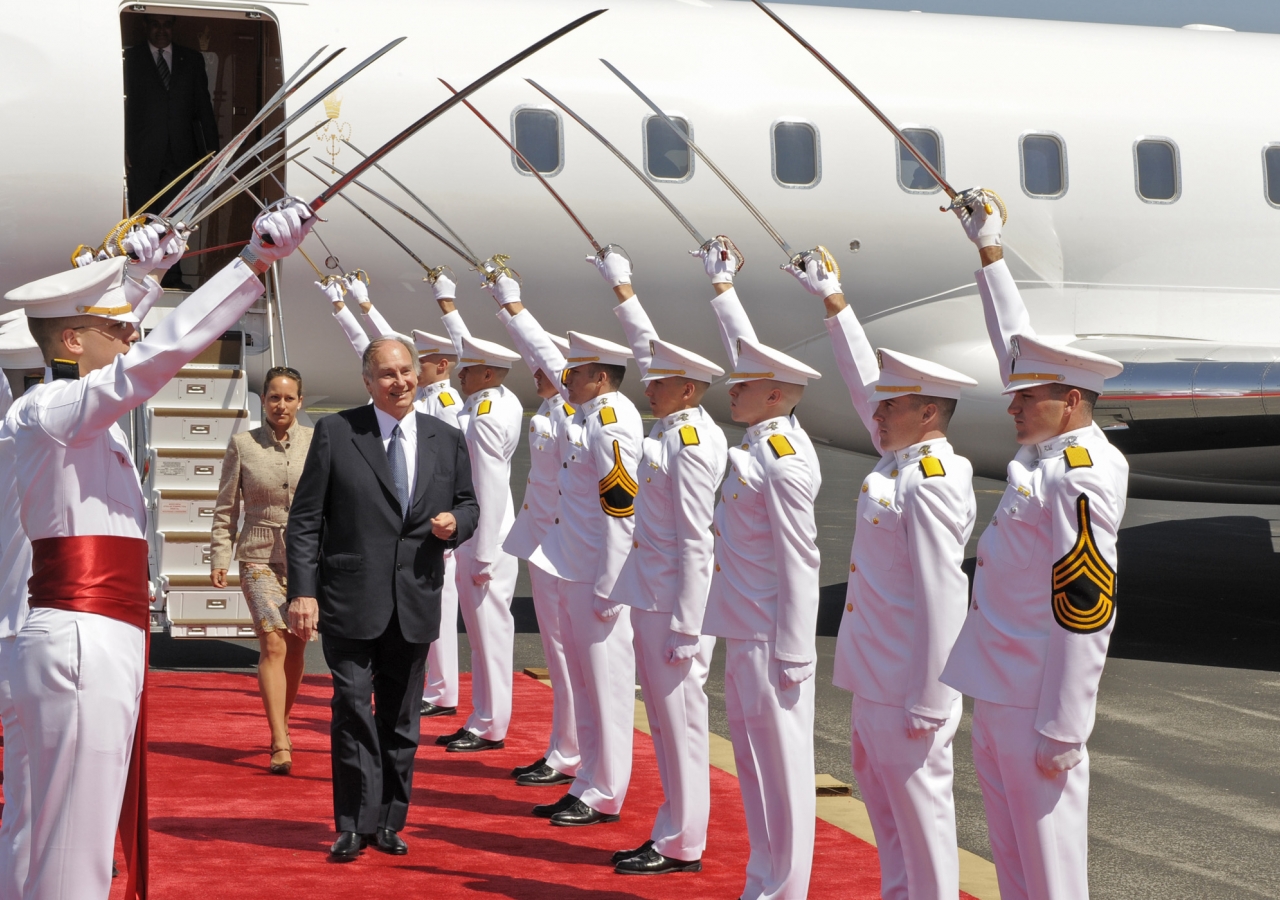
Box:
left=286, top=334, right=479, bottom=862
left=123, top=14, right=219, bottom=217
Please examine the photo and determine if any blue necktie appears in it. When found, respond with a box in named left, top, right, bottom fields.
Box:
left=387, top=423, right=410, bottom=519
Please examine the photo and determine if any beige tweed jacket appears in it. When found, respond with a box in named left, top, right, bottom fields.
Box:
left=210, top=422, right=313, bottom=569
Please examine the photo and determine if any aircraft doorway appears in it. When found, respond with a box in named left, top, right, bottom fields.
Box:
left=120, top=7, right=284, bottom=289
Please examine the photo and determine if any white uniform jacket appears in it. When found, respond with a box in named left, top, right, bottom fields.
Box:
left=0, top=260, right=264, bottom=544
left=333, top=302, right=371, bottom=357
left=941, top=259, right=1128, bottom=744
left=825, top=306, right=974, bottom=718
left=507, top=308, right=643, bottom=599
left=0, top=376, right=30, bottom=637
left=415, top=379, right=462, bottom=427
left=609, top=295, right=728, bottom=634
left=454, top=385, right=522, bottom=578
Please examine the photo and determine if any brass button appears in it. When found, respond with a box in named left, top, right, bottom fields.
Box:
left=523, top=504, right=528, bottom=510
left=872, top=517, right=879, bottom=525
left=563, top=463, right=568, bottom=468
left=890, top=469, right=898, bottom=477
left=850, top=563, right=856, bottom=573
left=646, top=477, right=651, bottom=483
left=657, top=432, right=664, bottom=438
left=861, top=484, right=868, bottom=493
left=715, top=563, right=721, bottom=572
left=530, top=425, right=535, bottom=432
left=732, top=493, right=738, bottom=500
left=846, top=603, right=853, bottom=612
left=555, top=518, right=560, bottom=524
left=633, top=541, right=639, bottom=548
left=977, top=557, right=984, bottom=567
left=741, top=444, right=748, bottom=450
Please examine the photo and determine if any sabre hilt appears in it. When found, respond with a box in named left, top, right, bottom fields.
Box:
left=346, top=268, right=371, bottom=286
left=783, top=245, right=841, bottom=281
left=477, top=254, right=521, bottom=285
left=597, top=243, right=631, bottom=265
left=942, top=187, right=1008, bottom=225
left=422, top=264, right=457, bottom=286
left=318, top=273, right=346, bottom=290
left=701, top=235, right=746, bottom=274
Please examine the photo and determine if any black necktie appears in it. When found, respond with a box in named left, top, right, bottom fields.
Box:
left=387, top=424, right=410, bottom=519
left=156, top=51, right=171, bottom=91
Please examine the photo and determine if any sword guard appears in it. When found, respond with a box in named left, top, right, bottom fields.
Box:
left=324, top=255, right=341, bottom=270
left=347, top=268, right=371, bottom=286
left=943, top=187, right=1008, bottom=225
left=706, top=235, right=746, bottom=275
left=478, top=254, right=521, bottom=286
left=598, top=243, right=631, bottom=266
left=423, top=264, right=456, bottom=285
left=319, top=274, right=346, bottom=290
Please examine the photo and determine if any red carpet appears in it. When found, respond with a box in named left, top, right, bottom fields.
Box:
left=67, top=669, right=974, bottom=898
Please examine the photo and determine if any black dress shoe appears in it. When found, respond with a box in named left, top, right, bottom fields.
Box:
left=434, top=727, right=469, bottom=747
left=516, top=762, right=575, bottom=786
left=611, top=839, right=654, bottom=865
left=532, top=792, right=579, bottom=819
left=419, top=701, right=457, bottom=718
left=446, top=731, right=505, bottom=753
left=329, top=831, right=367, bottom=862
left=550, top=798, right=621, bottom=827
left=615, top=846, right=702, bottom=875
left=511, top=756, right=547, bottom=778
left=374, top=826, right=408, bottom=856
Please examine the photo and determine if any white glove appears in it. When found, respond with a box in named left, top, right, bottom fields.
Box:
left=471, top=571, right=492, bottom=587
left=344, top=274, right=370, bottom=308
left=689, top=239, right=736, bottom=284
left=587, top=249, right=631, bottom=287
left=431, top=271, right=457, bottom=301
left=664, top=632, right=701, bottom=665
left=151, top=226, right=188, bottom=273
left=778, top=660, right=815, bottom=690
left=485, top=273, right=521, bottom=306
left=316, top=279, right=345, bottom=307
left=121, top=222, right=165, bottom=276
left=954, top=190, right=1002, bottom=248
left=784, top=250, right=842, bottom=299
left=1035, top=735, right=1085, bottom=776
left=905, top=711, right=947, bottom=739
left=592, top=595, right=624, bottom=621
left=239, top=199, right=315, bottom=274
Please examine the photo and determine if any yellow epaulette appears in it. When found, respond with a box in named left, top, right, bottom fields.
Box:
left=599, top=406, right=617, bottom=426
left=767, top=434, right=795, bottom=458
left=679, top=425, right=700, bottom=447
left=1064, top=446, right=1093, bottom=469
left=563, top=403, right=575, bottom=415
left=920, top=456, right=945, bottom=478
left=439, top=391, right=455, bottom=407
left=477, top=399, right=492, bottom=416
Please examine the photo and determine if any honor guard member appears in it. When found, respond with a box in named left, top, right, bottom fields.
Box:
left=787, top=250, right=977, bottom=900
left=429, top=277, right=524, bottom=752
left=0, top=310, right=42, bottom=899
left=320, top=271, right=398, bottom=357
left=941, top=194, right=1127, bottom=900
left=495, top=273, right=643, bottom=827
left=498, top=319, right=581, bottom=788
left=0, top=204, right=312, bottom=900
left=694, top=240, right=823, bottom=900
left=585, top=250, right=727, bottom=874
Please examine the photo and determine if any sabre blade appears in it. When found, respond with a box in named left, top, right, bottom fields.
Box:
left=524, top=78, right=706, bottom=247
left=440, top=78, right=601, bottom=254
left=314, top=10, right=607, bottom=212
left=183, top=119, right=328, bottom=223
left=601, top=59, right=794, bottom=259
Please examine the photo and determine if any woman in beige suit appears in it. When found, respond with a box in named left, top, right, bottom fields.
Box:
left=211, top=366, right=313, bottom=774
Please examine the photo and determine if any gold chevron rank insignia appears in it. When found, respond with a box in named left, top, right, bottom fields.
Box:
left=439, top=392, right=455, bottom=407
left=1051, top=494, right=1116, bottom=634
left=599, top=440, right=638, bottom=517
left=920, top=456, right=945, bottom=478
left=477, top=399, right=492, bottom=416
left=768, top=434, right=795, bottom=458
left=679, top=425, right=700, bottom=447
left=1064, top=445, right=1093, bottom=468
left=599, top=407, right=617, bottom=426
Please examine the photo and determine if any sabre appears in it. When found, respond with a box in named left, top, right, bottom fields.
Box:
left=186, top=149, right=307, bottom=227
left=601, top=59, right=798, bottom=261
left=262, top=168, right=347, bottom=273
left=342, top=139, right=481, bottom=263
left=524, top=78, right=707, bottom=247
left=184, top=120, right=328, bottom=222
left=313, top=156, right=480, bottom=268
left=309, top=10, right=607, bottom=215
left=440, top=79, right=605, bottom=257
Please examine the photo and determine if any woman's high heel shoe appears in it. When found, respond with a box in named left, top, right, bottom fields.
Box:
left=269, top=742, right=292, bottom=776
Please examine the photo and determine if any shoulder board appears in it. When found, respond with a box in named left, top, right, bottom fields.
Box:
left=1064, top=446, right=1093, bottom=469
left=563, top=403, right=575, bottom=415
left=679, top=425, right=700, bottom=447
left=599, top=406, right=617, bottom=426
left=477, top=399, right=492, bottom=416
left=767, top=434, right=795, bottom=459
left=920, top=456, right=946, bottom=478
left=439, top=391, right=455, bottom=407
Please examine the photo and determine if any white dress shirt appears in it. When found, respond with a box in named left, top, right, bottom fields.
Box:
left=373, top=405, right=418, bottom=505
left=149, top=43, right=173, bottom=72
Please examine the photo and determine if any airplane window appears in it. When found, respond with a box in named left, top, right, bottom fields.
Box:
left=645, top=115, right=691, bottom=181
left=772, top=121, right=820, bottom=187
left=1020, top=133, right=1066, bottom=198
left=898, top=128, right=943, bottom=193
left=1134, top=138, right=1179, bottom=202
left=1265, top=146, right=1280, bottom=206
left=512, top=108, right=562, bottom=175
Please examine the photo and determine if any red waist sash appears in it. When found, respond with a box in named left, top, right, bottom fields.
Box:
left=28, top=535, right=150, bottom=630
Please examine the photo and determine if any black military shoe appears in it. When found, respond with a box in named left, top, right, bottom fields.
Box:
left=614, top=846, right=702, bottom=875
left=611, top=839, right=654, bottom=865
left=374, top=826, right=408, bottom=856
left=446, top=732, right=505, bottom=753
left=550, top=798, right=620, bottom=827
left=532, top=792, right=579, bottom=819
left=329, top=831, right=368, bottom=862
left=434, top=727, right=469, bottom=747
left=511, top=756, right=547, bottom=778
left=516, top=763, right=575, bottom=786
left=419, top=701, right=457, bottom=718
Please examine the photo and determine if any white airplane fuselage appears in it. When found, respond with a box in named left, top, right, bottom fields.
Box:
left=4, top=0, right=1280, bottom=500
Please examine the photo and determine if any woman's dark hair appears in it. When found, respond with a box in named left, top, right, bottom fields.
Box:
left=263, top=365, right=303, bottom=396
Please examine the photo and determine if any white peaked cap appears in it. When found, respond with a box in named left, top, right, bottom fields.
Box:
left=549, top=333, right=570, bottom=354
left=727, top=336, right=821, bottom=386
left=872, top=348, right=978, bottom=401
left=642, top=338, right=725, bottom=384
left=412, top=329, right=457, bottom=357
left=1004, top=333, right=1123, bottom=395
left=458, top=334, right=521, bottom=369
left=564, top=331, right=633, bottom=369
left=0, top=310, right=42, bottom=369
left=4, top=257, right=140, bottom=323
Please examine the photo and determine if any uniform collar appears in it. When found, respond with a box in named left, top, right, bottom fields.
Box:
left=419, top=380, right=453, bottom=399
left=1035, top=424, right=1094, bottom=460
left=466, top=387, right=497, bottom=407
left=746, top=415, right=791, bottom=446
left=895, top=438, right=949, bottom=466
left=579, top=391, right=616, bottom=416
left=662, top=406, right=704, bottom=430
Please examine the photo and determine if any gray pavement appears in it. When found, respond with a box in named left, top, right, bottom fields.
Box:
left=160, top=420, right=1280, bottom=898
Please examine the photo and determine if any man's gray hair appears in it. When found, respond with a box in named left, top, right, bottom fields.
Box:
left=361, top=334, right=421, bottom=381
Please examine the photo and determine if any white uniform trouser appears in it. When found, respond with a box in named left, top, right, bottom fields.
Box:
left=0, top=636, right=31, bottom=900
left=971, top=700, right=1090, bottom=900
left=559, top=579, right=634, bottom=815
left=632, top=609, right=713, bottom=861
left=455, top=541, right=518, bottom=741
left=529, top=561, right=579, bottom=775
left=724, top=639, right=815, bottom=900
left=850, top=694, right=961, bottom=900
left=423, top=553, right=459, bottom=708
left=13, top=608, right=145, bottom=900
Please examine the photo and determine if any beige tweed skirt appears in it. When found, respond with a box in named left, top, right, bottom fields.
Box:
left=239, top=562, right=315, bottom=639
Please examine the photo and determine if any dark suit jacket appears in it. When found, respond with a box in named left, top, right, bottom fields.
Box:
left=286, top=406, right=479, bottom=644
left=124, top=42, right=219, bottom=179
